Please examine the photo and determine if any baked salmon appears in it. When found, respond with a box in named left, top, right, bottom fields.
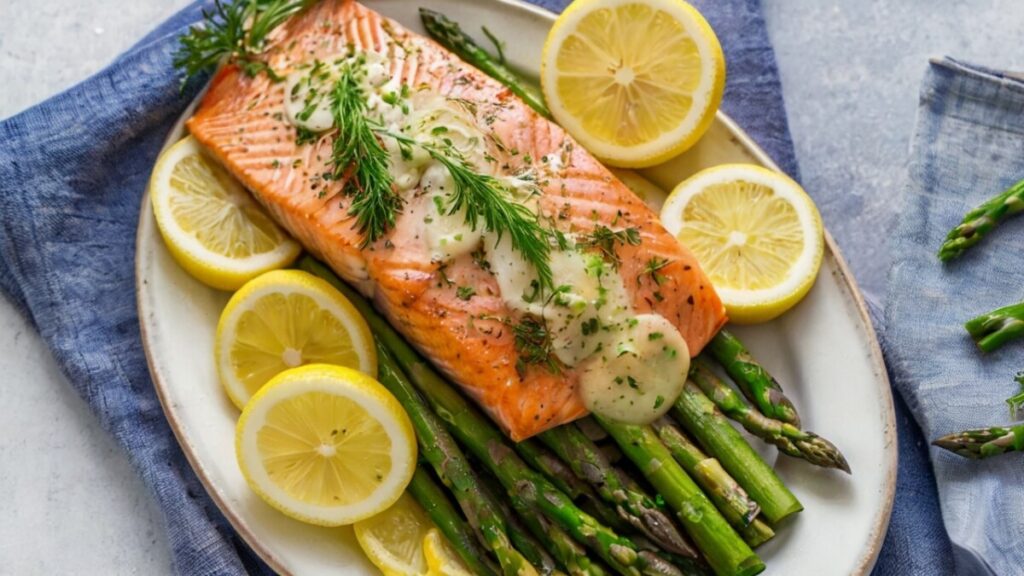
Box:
left=187, top=0, right=726, bottom=440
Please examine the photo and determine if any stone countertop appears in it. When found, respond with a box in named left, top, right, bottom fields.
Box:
left=2, top=1, right=1022, bottom=573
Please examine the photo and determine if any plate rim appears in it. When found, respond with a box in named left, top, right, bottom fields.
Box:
left=136, top=2, right=897, bottom=574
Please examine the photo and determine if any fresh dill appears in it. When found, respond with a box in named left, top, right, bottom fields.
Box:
left=511, top=314, right=560, bottom=377
left=173, top=0, right=314, bottom=86
left=329, top=63, right=403, bottom=246
left=380, top=129, right=554, bottom=290
left=640, top=256, right=671, bottom=285
left=456, top=286, right=476, bottom=301
left=580, top=225, right=642, bottom=269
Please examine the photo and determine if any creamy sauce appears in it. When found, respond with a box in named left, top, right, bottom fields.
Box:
left=284, top=51, right=689, bottom=424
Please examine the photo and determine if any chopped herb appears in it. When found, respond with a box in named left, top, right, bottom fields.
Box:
left=654, top=395, right=665, bottom=409
left=580, top=225, right=642, bottom=269
left=295, top=126, right=318, bottom=146
left=511, top=315, right=560, bottom=376
left=641, top=257, right=671, bottom=285
left=648, top=332, right=664, bottom=341
left=456, top=286, right=476, bottom=301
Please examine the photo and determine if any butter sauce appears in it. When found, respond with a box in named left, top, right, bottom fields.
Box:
left=284, top=51, right=688, bottom=424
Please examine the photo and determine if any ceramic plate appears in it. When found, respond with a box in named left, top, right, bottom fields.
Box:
left=137, top=1, right=897, bottom=574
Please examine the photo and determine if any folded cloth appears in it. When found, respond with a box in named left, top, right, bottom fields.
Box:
left=885, top=57, right=1024, bottom=576
left=0, top=0, right=954, bottom=574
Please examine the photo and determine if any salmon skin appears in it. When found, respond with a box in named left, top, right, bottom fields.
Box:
left=187, top=0, right=726, bottom=441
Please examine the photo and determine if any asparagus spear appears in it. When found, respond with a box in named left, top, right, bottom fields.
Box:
left=1008, top=372, right=1024, bottom=419
left=650, top=418, right=774, bottom=548
left=671, top=380, right=803, bottom=525
left=515, top=438, right=630, bottom=532
left=595, top=417, right=765, bottom=576
left=375, top=344, right=538, bottom=576
left=477, top=472, right=566, bottom=576
left=938, top=176, right=1024, bottom=262
left=538, top=425, right=697, bottom=558
left=965, top=302, right=1024, bottom=353
left=480, top=470, right=600, bottom=576
left=300, top=257, right=684, bottom=576
left=690, top=361, right=850, bottom=473
left=933, top=424, right=1024, bottom=459
left=706, top=331, right=800, bottom=427
left=408, top=465, right=500, bottom=576
left=419, top=8, right=551, bottom=118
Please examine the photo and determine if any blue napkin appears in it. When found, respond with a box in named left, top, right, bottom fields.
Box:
left=884, top=57, right=1024, bottom=576
left=0, top=0, right=952, bottom=574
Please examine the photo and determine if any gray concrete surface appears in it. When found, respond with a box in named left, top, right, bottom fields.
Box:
left=1, top=0, right=1023, bottom=573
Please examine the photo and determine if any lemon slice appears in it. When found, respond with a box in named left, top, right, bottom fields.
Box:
left=541, top=0, right=725, bottom=167
left=423, top=529, right=474, bottom=576
left=661, top=164, right=824, bottom=324
left=215, top=269, right=376, bottom=409
left=236, top=364, right=416, bottom=526
left=150, top=136, right=300, bottom=291
left=354, top=494, right=434, bottom=576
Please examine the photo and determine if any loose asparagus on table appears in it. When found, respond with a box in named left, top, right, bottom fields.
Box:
left=595, top=417, right=765, bottom=576
left=933, top=425, right=1024, bottom=459
left=938, top=176, right=1024, bottom=262
left=419, top=8, right=551, bottom=118
left=301, top=257, right=686, bottom=576
left=690, top=361, right=850, bottom=473
left=539, top=423, right=697, bottom=558
left=965, top=302, right=1024, bottom=353
left=706, top=330, right=800, bottom=427
left=671, top=380, right=803, bottom=526
left=1009, top=372, right=1024, bottom=419
left=650, top=418, right=774, bottom=548
left=408, top=465, right=500, bottom=576
left=375, top=345, right=538, bottom=576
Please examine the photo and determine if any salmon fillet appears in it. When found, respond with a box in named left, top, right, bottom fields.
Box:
left=187, top=0, right=726, bottom=440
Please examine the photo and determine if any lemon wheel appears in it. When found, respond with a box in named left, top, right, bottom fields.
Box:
left=661, top=164, right=824, bottom=323
left=236, top=364, right=416, bottom=527
left=215, top=269, right=377, bottom=409
left=541, top=0, right=725, bottom=167
left=150, top=136, right=300, bottom=291
left=354, top=494, right=435, bottom=576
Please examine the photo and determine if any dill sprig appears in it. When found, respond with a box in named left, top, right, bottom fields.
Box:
left=511, top=314, right=560, bottom=376
left=173, top=0, right=313, bottom=86
left=329, top=64, right=403, bottom=247
left=382, top=130, right=554, bottom=290
left=1009, top=372, right=1024, bottom=420
left=640, top=256, right=671, bottom=285
left=580, top=224, right=642, bottom=269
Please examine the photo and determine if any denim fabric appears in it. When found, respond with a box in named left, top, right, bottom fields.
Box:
left=0, top=0, right=960, bottom=574
left=884, top=57, right=1024, bottom=576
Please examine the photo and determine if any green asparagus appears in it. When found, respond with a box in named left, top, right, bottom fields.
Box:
left=965, top=302, right=1024, bottom=353
left=375, top=344, right=537, bottom=576
left=408, top=465, right=500, bottom=576
left=477, top=472, right=566, bottom=576
left=650, top=418, right=774, bottom=548
left=933, top=425, right=1024, bottom=459
left=595, top=417, right=765, bottom=576
left=706, top=331, right=800, bottom=427
left=1009, top=372, right=1024, bottom=419
left=300, top=257, right=685, bottom=576
left=690, top=361, right=850, bottom=473
left=419, top=8, right=551, bottom=118
left=480, top=470, right=600, bottom=576
left=672, top=380, right=803, bottom=525
left=515, top=439, right=630, bottom=532
left=539, top=424, right=697, bottom=558
left=938, top=176, right=1024, bottom=261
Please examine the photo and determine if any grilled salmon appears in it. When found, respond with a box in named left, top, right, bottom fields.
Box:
left=187, top=0, right=726, bottom=440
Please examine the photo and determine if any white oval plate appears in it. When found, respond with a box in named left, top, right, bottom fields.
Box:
left=137, top=1, right=897, bottom=574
